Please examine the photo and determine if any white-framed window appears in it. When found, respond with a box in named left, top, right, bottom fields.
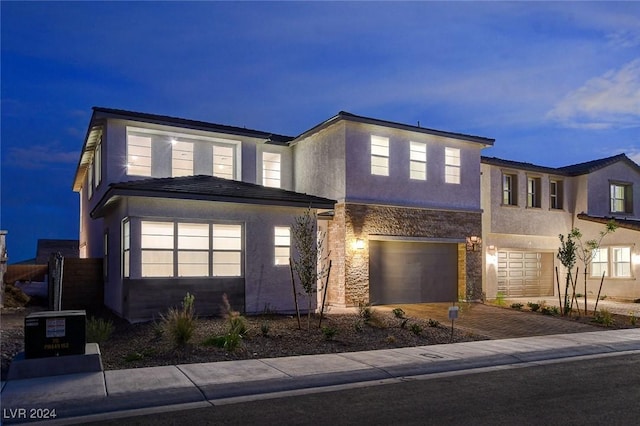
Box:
left=263, top=152, right=281, bottom=188
left=591, top=246, right=633, bottom=278
left=527, top=176, right=541, bottom=208
left=444, top=147, right=460, bottom=184
left=274, top=226, right=291, bottom=265
left=409, top=141, right=427, bottom=180
left=95, top=139, right=102, bottom=187
left=122, top=219, right=130, bottom=278
left=127, top=133, right=152, bottom=176
left=141, top=221, right=175, bottom=277
left=87, top=161, right=93, bottom=199
left=103, top=231, right=108, bottom=280
left=502, top=173, right=517, bottom=206
left=550, top=179, right=563, bottom=209
left=177, top=223, right=209, bottom=277
left=213, top=145, right=235, bottom=179
left=610, top=183, right=633, bottom=214
left=371, top=135, right=389, bottom=176
left=172, top=140, right=194, bottom=177
left=212, top=224, right=242, bottom=277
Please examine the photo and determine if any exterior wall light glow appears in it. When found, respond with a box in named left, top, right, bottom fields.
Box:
left=466, top=236, right=482, bottom=252
left=355, top=239, right=365, bottom=250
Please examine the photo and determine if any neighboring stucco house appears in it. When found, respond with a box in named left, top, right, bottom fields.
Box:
left=481, top=154, right=640, bottom=302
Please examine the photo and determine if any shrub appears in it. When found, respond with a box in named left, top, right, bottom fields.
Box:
left=510, top=303, right=523, bottom=310
left=358, top=301, right=385, bottom=328
left=202, top=335, right=227, bottom=348
left=321, top=326, right=338, bottom=340
left=215, top=294, right=248, bottom=352
left=260, top=321, right=270, bottom=337
left=386, top=335, right=397, bottom=345
left=354, top=319, right=364, bottom=332
left=541, top=306, right=560, bottom=316
left=629, top=312, right=637, bottom=326
left=427, top=318, right=440, bottom=328
left=392, top=308, right=406, bottom=319
left=495, top=291, right=506, bottom=306
left=409, top=323, right=423, bottom=335
left=527, top=302, right=540, bottom=312
left=161, top=292, right=197, bottom=347
left=593, top=309, right=614, bottom=326
left=86, top=316, right=114, bottom=344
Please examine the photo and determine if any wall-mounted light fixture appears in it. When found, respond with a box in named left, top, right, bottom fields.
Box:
left=355, top=239, right=365, bottom=250
left=466, top=236, right=482, bottom=252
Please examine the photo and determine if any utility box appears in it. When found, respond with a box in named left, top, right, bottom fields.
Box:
left=24, top=310, right=86, bottom=359
left=448, top=306, right=459, bottom=320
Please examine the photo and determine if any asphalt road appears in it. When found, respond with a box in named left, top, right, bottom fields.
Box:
left=86, top=353, right=640, bottom=426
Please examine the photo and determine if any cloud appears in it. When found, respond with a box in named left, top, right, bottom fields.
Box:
left=7, top=144, right=78, bottom=170
left=547, top=59, right=640, bottom=129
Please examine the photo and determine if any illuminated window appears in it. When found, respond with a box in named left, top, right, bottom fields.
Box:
left=610, top=183, right=633, bottom=214
left=127, top=134, right=152, bottom=176
left=141, top=221, right=174, bottom=277
left=263, top=152, right=281, bottom=188
left=591, top=246, right=632, bottom=278
left=95, top=139, right=102, bottom=187
left=213, top=145, right=234, bottom=179
left=409, top=141, right=427, bottom=180
left=177, top=223, right=209, bottom=277
left=212, top=224, right=242, bottom=277
left=274, top=227, right=290, bottom=265
left=591, top=248, right=608, bottom=278
left=444, top=147, right=460, bottom=184
left=503, top=173, right=517, bottom=206
left=527, top=177, right=541, bottom=208
left=371, top=135, right=389, bottom=176
left=172, top=141, right=193, bottom=177
left=550, top=180, right=563, bottom=209
left=122, top=219, right=130, bottom=278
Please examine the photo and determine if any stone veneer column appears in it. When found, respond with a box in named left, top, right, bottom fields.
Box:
left=325, top=204, right=347, bottom=306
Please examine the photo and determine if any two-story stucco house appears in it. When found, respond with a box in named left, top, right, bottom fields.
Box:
left=481, top=154, right=640, bottom=301
left=73, top=108, right=335, bottom=321
left=73, top=108, right=495, bottom=321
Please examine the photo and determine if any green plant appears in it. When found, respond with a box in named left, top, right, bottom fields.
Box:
left=202, top=335, right=227, bottom=348
left=86, top=316, right=114, bottom=344
left=527, top=302, right=540, bottom=312
left=260, top=321, right=270, bottom=337
left=409, top=323, right=423, bottom=335
left=427, top=318, right=440, bottom=328
left=599, top=294, right=608, bottom=301
left=358, top=301, right=385, bottom=328
left=217, top=294, right=248, bottom=352
left=629, top=312, right=637, bottom=326
left=160, top=292, right=197, bottom=347
left=400, top=318, right=409, bottom=329
left=354, top=319, right=364, bottom=332
left=321, top=326, right=338, bottom=340
left=510, top=303, right=523, bottom=310
left=541, top=306, right=560, bottom=316
left=124, top=348, right=155, bottom=362
left=593, top=309, right=614, bottom=326
left=392, top=308, right=406, bottom=319
left=495, top=292, right=506, bottom=306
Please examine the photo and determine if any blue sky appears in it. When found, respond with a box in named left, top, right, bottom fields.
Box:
left=1, top=1, right=639, bottom=262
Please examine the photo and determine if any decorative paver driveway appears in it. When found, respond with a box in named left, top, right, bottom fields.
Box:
left=379, top=303, right=602, bottom=340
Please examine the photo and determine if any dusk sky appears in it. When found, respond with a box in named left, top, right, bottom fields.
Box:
left=1, top=1, right=639, bottom=263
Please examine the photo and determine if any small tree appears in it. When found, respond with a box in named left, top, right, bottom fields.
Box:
left=570, top=221, right=617, bottom=315
left=557, top=232, right=577, bottom=315
left=291, top=207, right=329, bottom=331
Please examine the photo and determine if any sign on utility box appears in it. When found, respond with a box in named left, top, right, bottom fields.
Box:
left=448, top=306, right=459, bottom=320
left=24, top=310, right=86, bottom=359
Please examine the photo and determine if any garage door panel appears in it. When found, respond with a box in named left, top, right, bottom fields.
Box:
left=497, top=250, right=553, bottom=297
left=369, top=241, right=457, bottom=305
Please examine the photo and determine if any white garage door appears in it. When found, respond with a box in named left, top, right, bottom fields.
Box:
left=369, top=240, right=458, bottom=305
left=497, top=251, right=554, bottom=297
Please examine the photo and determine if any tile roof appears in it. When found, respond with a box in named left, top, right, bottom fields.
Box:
left=92, top=107, right=294, bottom=144
left=295, top=111, right=495, bottom=145
left=482, top=153, right=640, bottom=176
left=577, top=214, right=640, bottom=232
left=91, top=175, right=336, bottom=218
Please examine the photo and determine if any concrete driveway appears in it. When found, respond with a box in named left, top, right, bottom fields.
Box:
left=377, top=303, right=603, bottom=340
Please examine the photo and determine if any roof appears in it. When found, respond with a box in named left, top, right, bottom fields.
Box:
left=482, top=153, right=640, bottom=176
left=577, top=213, right=640, bottom=232
left=295, top=111, right=495, bottom=146
left=91, top=175, right=336, bottom=218
left=73, top=107, right=294, bottom=191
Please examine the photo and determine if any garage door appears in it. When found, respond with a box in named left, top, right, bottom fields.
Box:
left=369, top=240, right=458, bottom=305
left=497, top=251, right=554, bottom=297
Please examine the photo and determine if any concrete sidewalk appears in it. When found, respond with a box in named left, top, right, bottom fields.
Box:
left=2, top=328, right=640, bottom=424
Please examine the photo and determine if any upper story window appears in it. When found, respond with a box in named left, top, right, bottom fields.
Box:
left=127, top=133, right=153, bottom=176
left=610, top=182, right=633, bottom=214
left=527, top=176, right=541, bottom=208
left=550, top=179, right=563, bottom=210
left=502, top=173, right=518, bottom=206
left=171, top=140, right=194, bottom=177
left=213, top=145, right=235, bottom=179
left=274, top=226, right=290, bottom=265
left=444, top=147, right=460, bottom=184
left=371, top=135, right=389, bottom=176
left=409, top=141, right=427, bottom=180
left=95, top=139, right=102, bottom=187
left=263, top=152, right=281, bottom=188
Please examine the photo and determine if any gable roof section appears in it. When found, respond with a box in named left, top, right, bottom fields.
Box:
left=295, top=111, right=495, bottom=146
left=577, top=213, right=640, bottom=232
left=482, top=153, right=640, bottom=176
left=91, top=175, right=336, bottom=218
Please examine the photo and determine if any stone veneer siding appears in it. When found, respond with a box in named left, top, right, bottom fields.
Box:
left=325, top=202, right=483, bottom=307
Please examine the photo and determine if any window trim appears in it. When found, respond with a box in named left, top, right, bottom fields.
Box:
left=502, top=172, right=518, bottom=206
left=610, top=181, right=633, bottom=214
left=549, top=179, right=564, bottom=210
left=590, top=246, right=634, bottom=279
left=527, top=175, right=542, bottom=208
